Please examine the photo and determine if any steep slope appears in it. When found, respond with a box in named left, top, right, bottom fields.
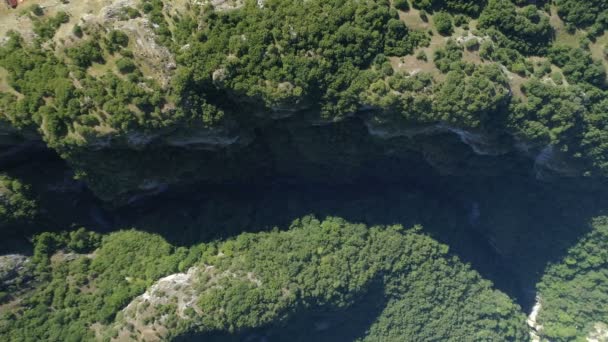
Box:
left=0, top=0, right=607, bottom=203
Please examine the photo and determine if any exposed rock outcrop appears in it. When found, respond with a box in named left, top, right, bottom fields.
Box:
left=0, top=255, right=30, bottom=289
left=588, top=322, right=608, bottom=342
left=365, top=117, right=510, bottom=156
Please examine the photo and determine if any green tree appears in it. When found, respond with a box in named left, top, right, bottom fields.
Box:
left=434, top=12, right=454, bottom=36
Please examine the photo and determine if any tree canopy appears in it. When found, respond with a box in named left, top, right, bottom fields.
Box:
left=538, top=217, right=608, bottom=341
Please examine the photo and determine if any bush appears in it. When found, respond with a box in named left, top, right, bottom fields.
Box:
left=434, top=12, right=454, bottom=36
left=533, top=60, right=552, bottom=77
left=420, top=10, right=429, bottom=22
left=54, top=11, right=69, bottom=24
left=0, top=174, right=38, bottom=231
left=416, top=50, right=428, bottom=61
left=106, top=30, right=130, bottom=54
left=554, top=0, right=608, bottom=30
left=511, top=62, right=527, bottom=76
left=454, top=14, right=468, bottom=27
left=464, top=38, right=479, bottom=50
left=32, top=11, right=70, bottom=40
left=72, top=25, right=83, bottom=38
left=121, top=6, right=141, bottom=20
left=548, top=45, right=606, bottom=86
left=121, top=49, right=134, bottom=58
left=551, top=72, right=564, bottom=85
left=394, top=0, right=409, bottom=11
left=66, top=41, right=104, bottom=68
left=116, top=58, right=136, bottom=74
left=29, top=4, right=44, bottom=16
left=433, top=39, right=463, bottom=72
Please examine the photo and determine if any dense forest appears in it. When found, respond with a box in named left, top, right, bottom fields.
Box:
left=1, top=0, right=608, bottom=341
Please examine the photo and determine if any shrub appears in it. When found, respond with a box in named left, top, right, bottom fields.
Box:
left=72, top=25, right=83, bottom=38
left=533, top=60, right=552, bottom=77
left=54, top=11, right=69, bottom=24
left=394, top=0, right=409, bottom=11
left=511, top=62, right=527, bottom=76
left=29, top=4, right=44, bottom=16
left=121, top=6, right=141, bottom=20
left=32, top=11, right=70, bottom=40
left=479, top=41, right=493, bottom=59
left=66, top=41, right=104, bottom=68
left=116, top=58, right=137, bottom=74
left=106, top=30, right=130, bottom=54
left=454, top=14, right=468, bottom=27
left=0, top=175, right=38, bottom=230
left=464, top=38, right=479, bottom=50
left=420, top=10, right=428, bottom=22
left=416, top=50, right=428, bottom=61
left=434, top=12, right=454, bottom=36
left=551, top=72, right=564, bottom=85
left=121, top=49, right=135, bottom=58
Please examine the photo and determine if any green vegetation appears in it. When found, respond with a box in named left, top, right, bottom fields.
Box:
left=537, top=217, right=608, bottom=341
left=191, top=217, right=527, bottom=340
left=555, top=0, right=608, bottom=36
left=0, top=32, right=168, bottom=148
left=393, top=0, right=409, bottom=12
left=175, top=0, right=427, bottom=118
left=32, top=11, right=70, bottom=41
left=363, top=53, right=509, bottom=129
left=119, top=6, right=141, bottom=20
left=548, top=45, right=606, bottom=87
left=411, top=0, right=487, bottom=16
left=0, top=217, right=526, bottom=341
left=105, top=30, right=130, bottom=55
left=434, top=12, right=454, bottom=36
left=464, top=37, right=479, bottom=50
left=478, top=0, right=553, bottom=55
left=0, top=217, right=527, bottom=341
left=1, top=1, right=608, bottom=341
left=66, top=40, right=105, bottom=68
left=116, top=58, right=137, bottom=74
left=0, top=0, right=608, bottom=199
left=0, top=229, right=188, bottom=341
left=0, top=174, right=37, bottom=231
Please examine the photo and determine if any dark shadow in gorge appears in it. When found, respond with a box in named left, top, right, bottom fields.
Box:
left=2, top=131, right=608, bottom=315
left=110, top=166, right=608, bottom=313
